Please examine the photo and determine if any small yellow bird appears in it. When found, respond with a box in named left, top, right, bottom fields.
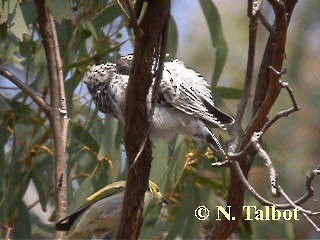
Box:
left=55, top=180, right=164, bottom=239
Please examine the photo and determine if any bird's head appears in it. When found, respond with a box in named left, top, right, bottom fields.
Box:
left=83, top=63, right=116, bottom=90
left=146, top=180, right=166, bottom=206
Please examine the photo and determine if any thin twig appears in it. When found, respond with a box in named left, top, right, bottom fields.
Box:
left=230, top=5, right=258, bottom=153
left=212, top=160, right=231, bottom=167
left=257, top=12, right=274, bottom=33
left=124, top=0, right=143, bottom=37
left=278, top=187, right=320, bottom=232
left=233, top=160, right=320, bottom=210
left=115, top=0, right=130, bottom=18
left=133, top=0, right=144, bottom=19
left=233, top=77, right=298, bottom=160
left=251, top=132, right=279, bottom=196
left=228, top=143, right=254, bottom=159
left=0, top=68, right=51, bottom=116
left=0, top=222, right=12, bottom=240
left=260, top=80, right=300, bottom=134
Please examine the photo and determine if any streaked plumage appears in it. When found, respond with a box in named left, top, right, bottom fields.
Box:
left=55, top=180, right=163, bottom=239
left=84, top=56, right=234, bottom=158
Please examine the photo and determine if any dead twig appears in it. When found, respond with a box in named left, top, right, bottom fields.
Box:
left=233, top=159, right=320, bottom=212
left=260, top=78, right=300, bottom=135
left=278, top=186, right=320, bottom=232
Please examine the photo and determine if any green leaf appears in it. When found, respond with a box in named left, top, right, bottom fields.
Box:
left=82, top=20, right=98, bottom=40
left=71, top=124, right=99, bottom=153
left=3, top=0, right=29, bottom=40
left=91, top=4, right=122, bottom=29
left=14, top=202, right=32, bottom=239
left=167, top=15, right=178, bottom=57
left=160, top=136, right=187, bottom=192
left=71, top=174, right=95, bottom=210
left=150, top=140, right=169, bottom=190
left=47, top=0, right=73, bottom=22
left=33, top=43, right=49, bottom=90
left=199, top=0, right=228, bottom=87
left=98, top=117, right=123, bottom=181
left=31, top=170, right=47, bottom=212
left=20, top=0, right=37, bottom=25
left=215, top=87, right=243, bottom=99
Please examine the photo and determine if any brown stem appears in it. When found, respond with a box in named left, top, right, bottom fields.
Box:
left=230, top=9, right=258, bottom=152
left=257, top=12, right=274, bottom=33
left=117, top=0, right=170, bottom=239
left=34, top=1, right=68, bottom=239
left=124, top=0, right=143, bottom=37
left=206, top=1, right=299, bottom=239
left=48, top=13, right=69, bottom=151
left=0, top=222, right=13, bottom=240
left=0, top=68, right=51, bottom=116
left=131, top=15, right=169, bottom=167
left=232, top=160, right=320, bottom=211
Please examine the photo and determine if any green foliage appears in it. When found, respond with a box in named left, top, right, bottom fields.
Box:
left=0, top=0, right=243, bottom=238
left=1, top=0, right=315, bottom=239
left=199, top=0, right=228, bottom=88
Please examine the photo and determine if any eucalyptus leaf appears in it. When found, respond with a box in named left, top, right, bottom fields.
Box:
left=199, top=0, right=228, bottom=87
left=215, top=87, right=243, bottom=99
left=47, top=0, right=73, bottom=22
left=14, top=202, right=32, bottom=239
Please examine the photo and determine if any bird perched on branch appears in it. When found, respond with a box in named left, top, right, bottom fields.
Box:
left=56, top=180, right=164, bottom=239
left=84, top=55, right=234, bottom=159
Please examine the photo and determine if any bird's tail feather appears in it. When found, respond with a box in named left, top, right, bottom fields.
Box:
left=205, top=131, right=228, bottom=160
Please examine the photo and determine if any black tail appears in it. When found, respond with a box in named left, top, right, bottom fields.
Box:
left=202, top=98, right=234, bottom=125
left=55, top=205, right=89, bottom=231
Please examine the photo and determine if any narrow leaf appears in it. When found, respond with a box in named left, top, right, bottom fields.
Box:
left=199, top=0, right=228, bottom=87
left=215, top=87, right=243, bottom=99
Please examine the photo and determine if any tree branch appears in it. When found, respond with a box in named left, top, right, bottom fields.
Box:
left=124, top=0, right=143, bottom=37
left=0, top=222, right=13, bottom=240
left=48, top=13, right=69, bottom=151
left=230, top=2, right=258, bottom=153
left=34, top=1, right=68, bottom=239
left=257, top=12, right=274, bottom=33
left=0, top=67, right=51, bottom=116
left=118, top=0, right=170, bottom=239
left=207, top=1, right=299, bottom=239
left=131, top=14, right=169, bottom=167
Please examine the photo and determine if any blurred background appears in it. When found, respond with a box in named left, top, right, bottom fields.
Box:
left=0, top=0, right=319, bottom=239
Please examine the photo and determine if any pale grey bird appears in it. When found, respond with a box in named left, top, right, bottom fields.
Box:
left=84, top=55, right=234, bottom=158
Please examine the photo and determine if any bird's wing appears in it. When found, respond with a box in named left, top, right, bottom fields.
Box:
left=159, top=60, right=233, bottom=128
left=113, top=57, right=234, bottom=127
left=55, top=181, right=126, bottom=231
left=86, top=180, right=126, bottom=204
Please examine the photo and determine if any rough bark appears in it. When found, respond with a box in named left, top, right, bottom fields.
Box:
left=117, top=1, right=170, bottom=239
